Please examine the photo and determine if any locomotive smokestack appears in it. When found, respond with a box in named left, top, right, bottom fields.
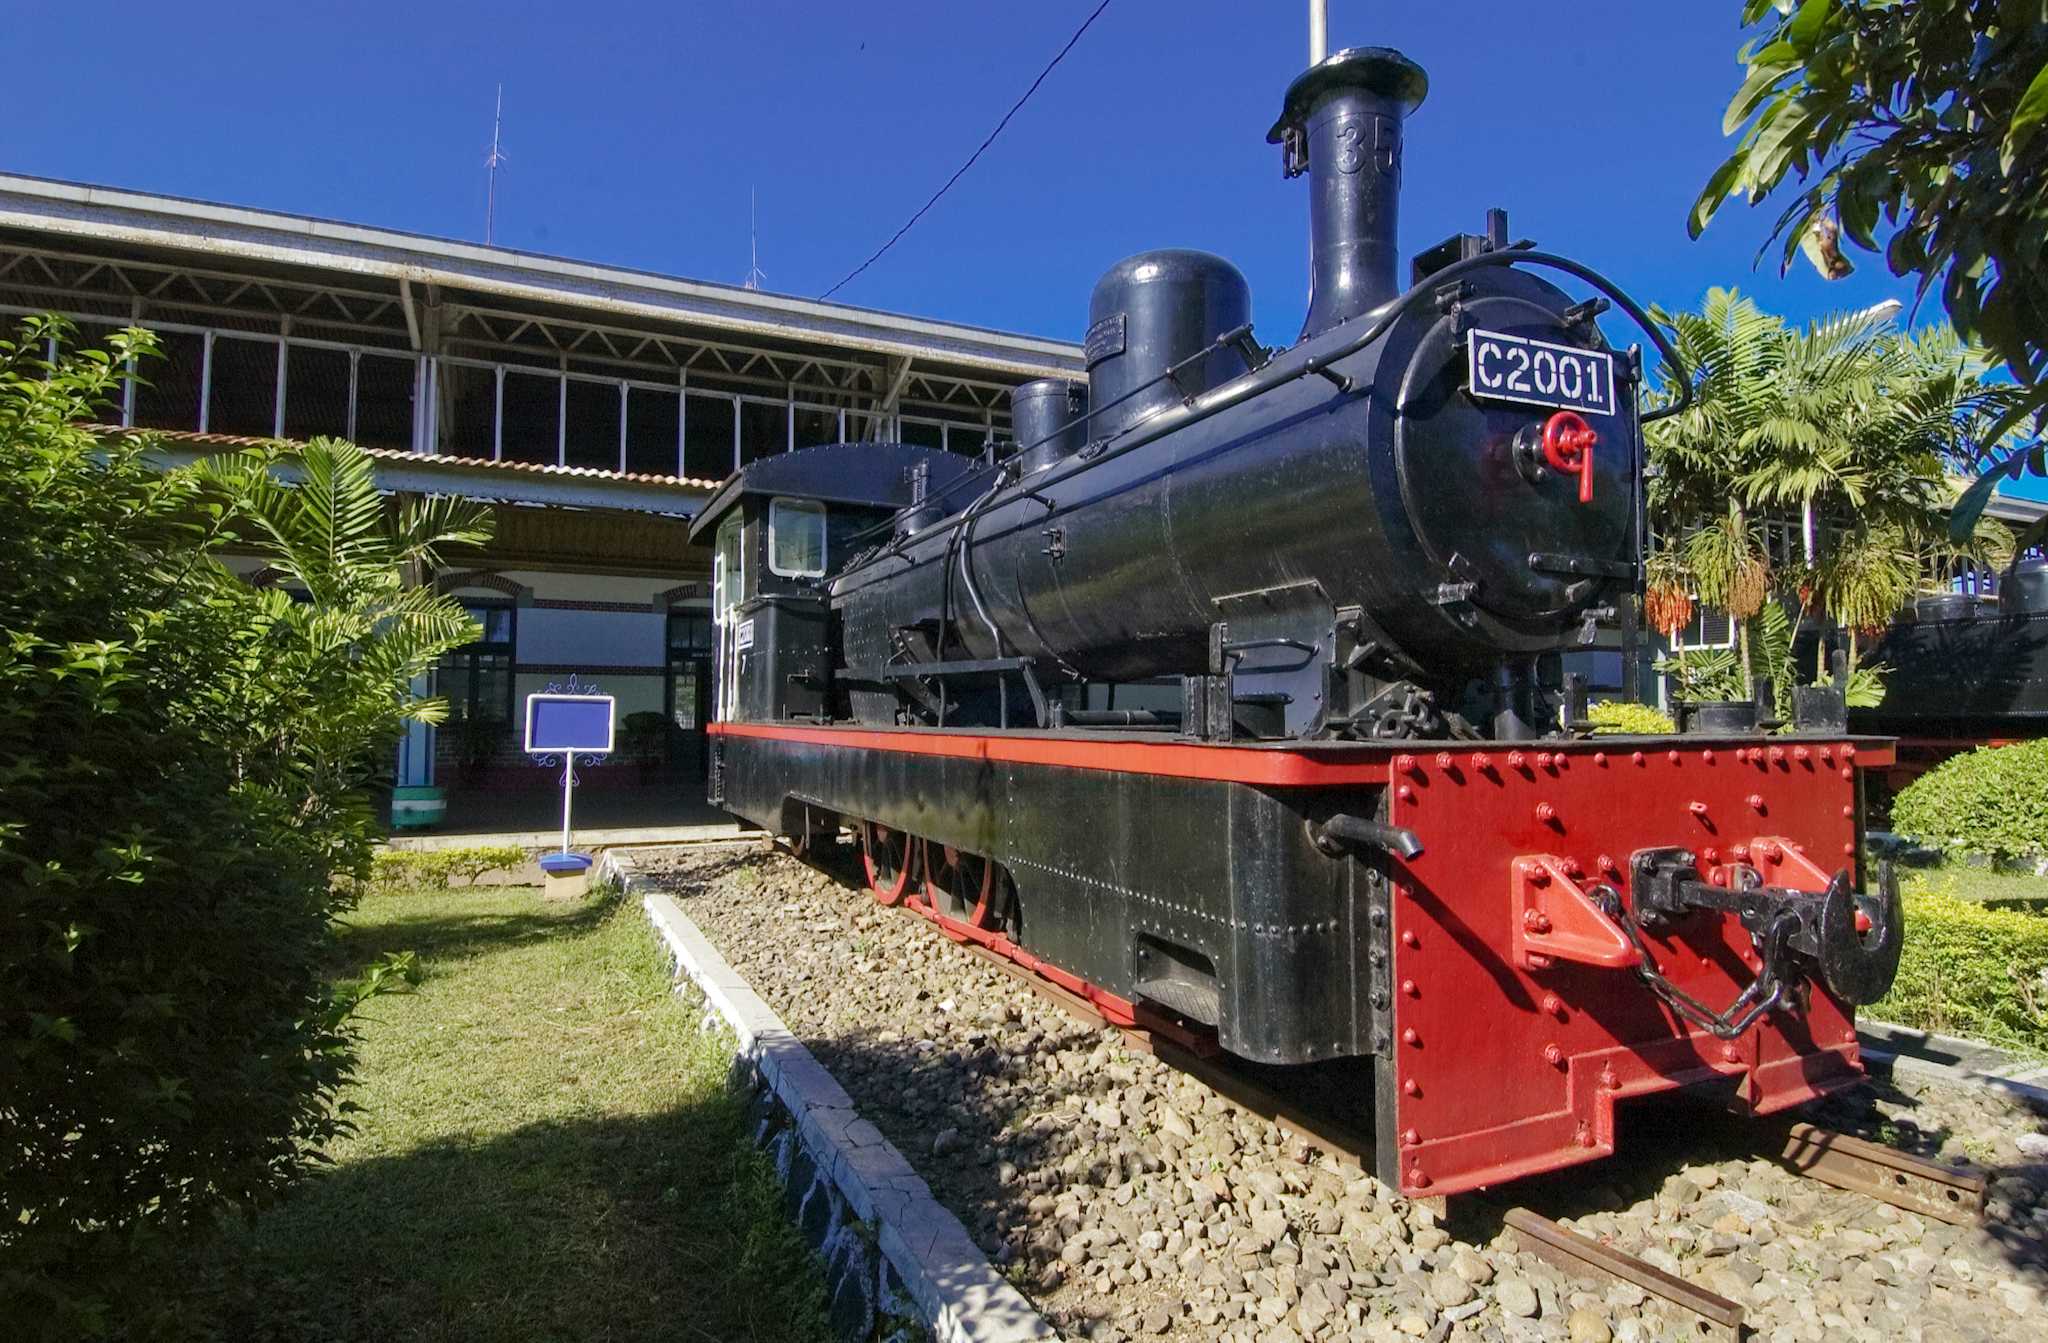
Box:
left=1268, top=47, right=1429, bottom=341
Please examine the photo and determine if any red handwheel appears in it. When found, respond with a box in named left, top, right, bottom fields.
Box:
left=1541, top=410, right=1599, bottom=504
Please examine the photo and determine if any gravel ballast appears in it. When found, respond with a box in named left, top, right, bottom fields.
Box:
left=643, top=845, right=2048, bottom=1343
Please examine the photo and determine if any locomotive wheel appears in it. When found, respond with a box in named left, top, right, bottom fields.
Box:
left=926, top=844, right=998, bottom=930
left=860, top=821, right=916, bottom=906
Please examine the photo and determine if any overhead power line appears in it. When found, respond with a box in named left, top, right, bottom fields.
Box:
left=819, top=0, right=1113, bottom=301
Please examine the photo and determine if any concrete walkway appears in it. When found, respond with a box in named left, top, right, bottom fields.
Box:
left=1858, top=1018, right=2048, bottom=1107
left=387, top=819, right=754, bottom=852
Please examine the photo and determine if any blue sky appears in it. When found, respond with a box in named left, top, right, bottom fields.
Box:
left=11, top=2, right=2037, bottom=495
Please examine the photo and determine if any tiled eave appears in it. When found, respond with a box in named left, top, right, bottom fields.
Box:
left=100, top=425, right=718, bottom=519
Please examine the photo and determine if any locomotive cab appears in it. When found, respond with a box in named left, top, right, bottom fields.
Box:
left=690, top=442, right=978, bottom=725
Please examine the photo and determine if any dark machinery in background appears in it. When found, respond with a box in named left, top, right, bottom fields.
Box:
left=1846, top=558, right=2048, bottom=795
left=690, top=45, right=1905, bottom=1199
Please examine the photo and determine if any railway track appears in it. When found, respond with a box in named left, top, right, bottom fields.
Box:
left=952, top=932, right=1989, bottom=1342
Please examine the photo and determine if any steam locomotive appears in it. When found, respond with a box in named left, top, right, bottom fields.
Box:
left=690, top=46, right=1904, bottom=1199
left=1849, top=566, right=2048, bottom=795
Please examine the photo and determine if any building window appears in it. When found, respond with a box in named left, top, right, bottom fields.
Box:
left=500, top=369, right=561, bottom=464
left=437, top=359, right=496, bottom=459
left=626, top=386, right=681, bottom=476
left=130, top=327, right=205, bottom=430
left=768, top=497, right=827, bottom=577
left=899, top=417, right=944, bottom=451
left=944, top=420, right=989, bottom=455
left=563, top=376, right=621, bottom=470
left=666, top=611, right=713, bottom=744
left=207, top=335, right=281, bottom=437
left=1673, top=604, right=1735, bottom=650
left=283, top=343, right=352, bottom=441
left=355, top=353, right=417, bottom=451
left=440, top=600, right=516, bottom=725
left=668, top=611, right=713, bottom=656
left=792, top=404, right=840, bottom=450
left=738, top=397, right=786, bottom=465
left=685, top=392, right=736, bottom=480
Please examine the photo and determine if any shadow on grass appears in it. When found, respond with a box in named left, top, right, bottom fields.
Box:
left=329, top=891, right=617, bottom=972
left=179, top=1098, right=831, bottom=1343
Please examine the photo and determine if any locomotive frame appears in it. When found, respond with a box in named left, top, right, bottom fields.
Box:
left=707, top=716, right=1894, bottom=1199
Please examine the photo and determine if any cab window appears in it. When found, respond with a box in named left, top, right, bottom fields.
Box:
left=768, top=497, right=827, bottom=578
left=714, top=512, right=743, bottom=617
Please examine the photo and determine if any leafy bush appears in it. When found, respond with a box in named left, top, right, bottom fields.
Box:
left=0, top=319, right=488, bottom=1334
left=370, top=845, right=528, bottom=891
left=1656, top=646, right=1745, bottom=705
left=1891, top=740, right=2048, bottom=862
left=1872, top=885, right=2048, bottom=1056
left=1586, top=701, right=1677, bottom=736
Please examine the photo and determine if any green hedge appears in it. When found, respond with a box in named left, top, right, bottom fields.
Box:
left=1587, top=700, right=1677, bottom=735
left=1891, top=740, right=2048, bottom=862
left=370, top=845, right=528, bottom=891
left=1871, top=886, right=2048, bottom=1055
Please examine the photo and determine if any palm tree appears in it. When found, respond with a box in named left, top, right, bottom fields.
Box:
left=1646, top=289, right=2012, bottom=704
left=1646, top=289, right=1787, bottom=701
left=190, top=437, right=492, bottom=812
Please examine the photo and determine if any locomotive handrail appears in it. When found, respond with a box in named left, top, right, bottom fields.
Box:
left=1007, top=246, right=1693, bottom=480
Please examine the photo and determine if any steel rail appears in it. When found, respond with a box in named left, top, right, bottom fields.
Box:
left=1773, top=1120, right=1987, bottom=1226
left=1502, top=1207, right=1743, bottom=1342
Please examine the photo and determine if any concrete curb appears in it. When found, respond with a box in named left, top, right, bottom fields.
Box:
left=603, top=851, right=1055, bottom=1343
left=1858, top=1018, right=2048, bottom=1110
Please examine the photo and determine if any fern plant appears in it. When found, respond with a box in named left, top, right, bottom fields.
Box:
left=192, top=440, right=493, bottom=815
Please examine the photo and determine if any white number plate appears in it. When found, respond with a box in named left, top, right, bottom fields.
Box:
left=1467, top=328, right=1616, bottom=417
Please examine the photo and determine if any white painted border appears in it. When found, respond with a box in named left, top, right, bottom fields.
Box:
left=523, top=692, right=615, bottom=754
left=606, top=851, right=1055, bottom=1343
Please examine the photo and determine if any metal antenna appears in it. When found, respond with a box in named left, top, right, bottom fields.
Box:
left=1309, top=0, right=1328, bottom=62
left=743, top=187, right=767, bottom=290
left=485, top=84, right=509, bottom=244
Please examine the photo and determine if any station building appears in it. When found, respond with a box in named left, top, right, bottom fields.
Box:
left=0, top=172, right=1082, bottom=829
left=8, top=174, right=2043, bottom=829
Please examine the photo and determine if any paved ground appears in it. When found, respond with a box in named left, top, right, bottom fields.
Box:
left=643, top=845, right=2048, bottom=1343
left=431, top=781, right=729, bottom=836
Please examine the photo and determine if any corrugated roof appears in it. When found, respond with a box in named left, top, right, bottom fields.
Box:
left=3, top=172, right=1083, bottom=380
left=94, top=424, right=723, bottom=491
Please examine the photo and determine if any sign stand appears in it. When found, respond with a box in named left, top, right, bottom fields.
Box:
left=524, top=691, right=615, bottom=899
left=559, top=749, right=578, bottom=857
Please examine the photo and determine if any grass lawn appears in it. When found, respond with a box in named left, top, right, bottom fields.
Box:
left=181, top=879, right=831, bottom=1343
left=1901, top=860, right=2048, bottom=909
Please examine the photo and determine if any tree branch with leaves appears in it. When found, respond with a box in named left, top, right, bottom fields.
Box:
left=1692, top=0, right=2048, bottom=550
